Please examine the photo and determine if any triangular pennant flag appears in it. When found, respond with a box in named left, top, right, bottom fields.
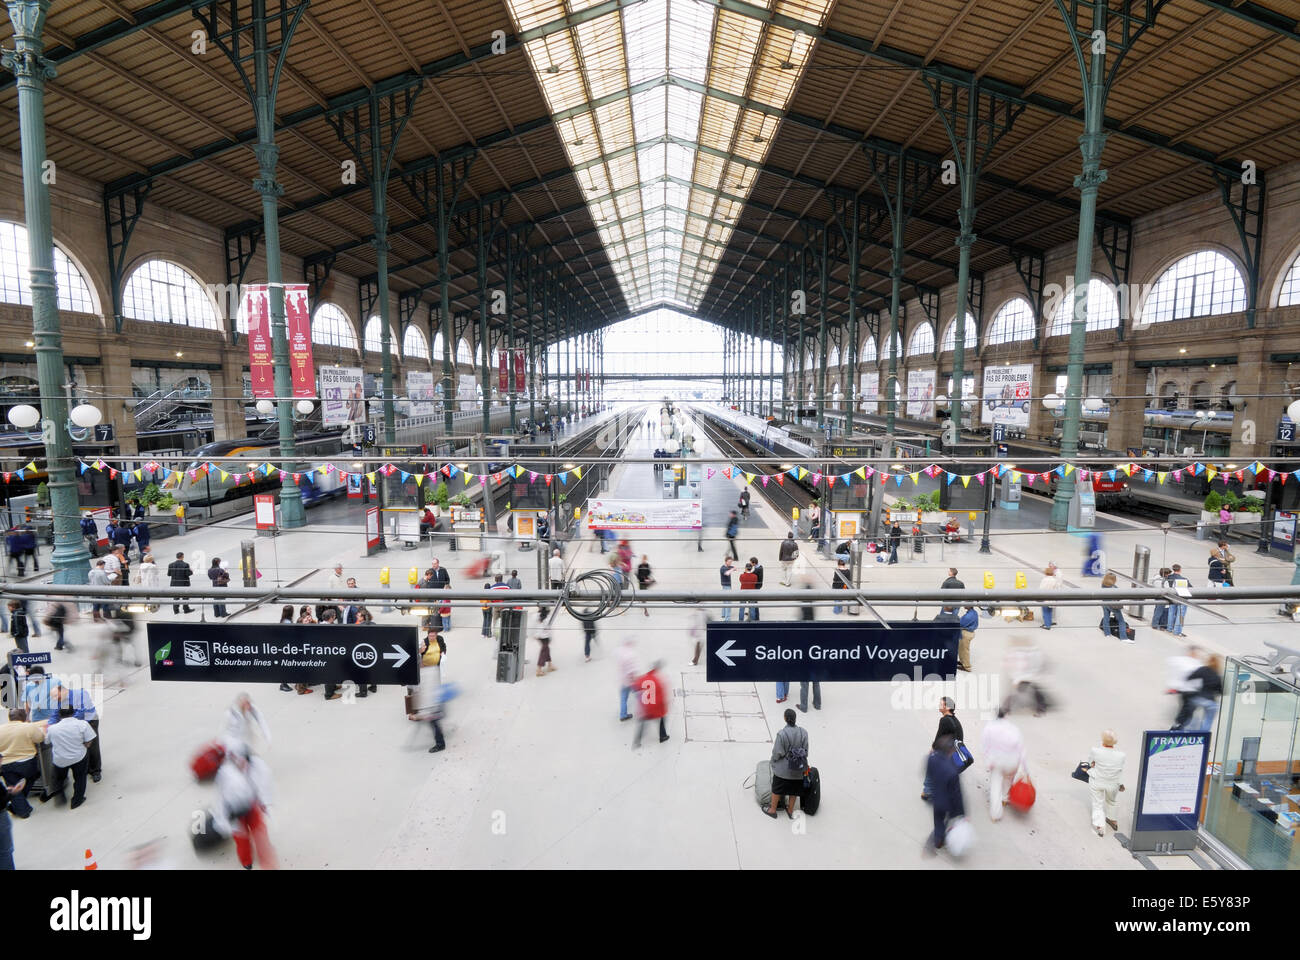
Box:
left=812, top=473, right=822, bottom=485
left=321, top=462, right=333, bottom=474
left=460, top=473, right=473, bottom=484
left=26, top=462, right=38, bottom=473
left=219, top=470, right=229, bottom=482
left=961, top=475, right=971, bottom=487
left=1080, top=470, right=1090, bottom=480
left=894, top=474, right=903, bottom=487
left=277, top=471, right=287, bottom=482
left=337, top=471, right=348, bottom=482
left=414, top=474, right=423, bottom=486
left=1253, top=461, right=1265, bottom=475
left=1157, top=472, right=1167, bottom=484
left=441, top=464, right=451, bottom=476
left=863, top=466, right=875, bottom=478
left=109, top=468, right=118, bottom=479
left=775, top=474, right=783, bottom=486
left=796, top=467, right=807, bottom=480
left=293, top=473, right=301, bottom=483
left=722, top=468, right=732, bottom=479
left=1055, top=465, right=1066, bottom=477
left=1206, top=466, right=1217, bottom=482
left=366, top=472, right=376, bottom=484
left=854, top=466, right=865, bottom=479
left=761, top=475, right=769, bottom=487
left=744, top=472, right=755, bottom=485
left=1063, top=464, right=1075, bottom=476
left=132, top=469, right=142, bottom=481
left=879, top=472, right=888, bottom=484
left=246, top=472, right=256, bottom=483
left=14, top=470, right=23, bottom=481
left=529, top=471, right=538, bottom=482
left=573, top=467, right=582, bottom=480
left=544, top=474, right=552, bottom=486
left=558, top=473, right=567, bottom=485
left=77, top=463, right=87, bottom=475
left=1143, top=469, right=1154, bottom=481
left=1234, top=469, right=1245, bottom=482
left=400, top=471, right=410, bottom=482
left=1172, top=469, right=1182, bottom=481
left=910, top=472, right=920, bottom=485
left=1011, top=471, right=1021, bottom=483
left=706, top=468, right=715, bottom=480
left=827, top=476, right=836, bottom=488
left=946, top=472, right=956, bottom=485
left=976, top=472, right=985, bottom=485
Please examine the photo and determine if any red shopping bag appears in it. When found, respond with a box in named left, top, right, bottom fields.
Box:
left=190, top=742, right=226, bottom=782
left=1008, top=776, right=1036, bottom=812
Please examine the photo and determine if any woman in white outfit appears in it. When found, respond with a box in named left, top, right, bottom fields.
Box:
left=221, top=693, right=271, bottom=755
left=1087, top=729, right=1126, bottom=836
left=980, top=708, right=1027, bottom=821
left=137, top=553, right=161, bottom=611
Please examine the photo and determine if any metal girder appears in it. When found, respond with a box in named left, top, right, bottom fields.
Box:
left=1096, top=218, right=1132, bottom=292
left=1012, top=245, right=1046, bottom=349
left=103, top=179, right=154, bottom=334
left=223, top=220, right=262, bottom=344
left=1191, top=0, right=1300, bottom=42
left=359, top=277, right=378, bottom=324
left=1214, top=170, right=1266, bottom=329
left=302, top=251, right=335, bottom=310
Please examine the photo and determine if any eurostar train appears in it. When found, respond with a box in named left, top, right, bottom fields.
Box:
left=161, top=432, right=349, bottom=515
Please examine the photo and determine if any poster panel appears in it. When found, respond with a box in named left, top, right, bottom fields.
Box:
left=513, top=348, right=526, bottom=393
left=243, top=284, right=273, bottom=399
left=860, top=371, right=879, bottom=414
left=284, top=284, right=315, bottom=398
left=586, top=498, right=703, bottom=531
left=406, top=371, right=436, bottom=417
left=321, top=366, right=364, bottom=427
left=906, top=369, right=936, bottom=418
left=980, top=363, right=1034, bottom=428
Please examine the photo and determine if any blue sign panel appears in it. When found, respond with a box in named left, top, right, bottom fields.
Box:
left=1278, top=419, right=1295, bottom=443
left=1132, top=730, right=1211, bottom=835
left=9, top=651, right=51, bottom=667
left=705, top=621, right=958, bottom=683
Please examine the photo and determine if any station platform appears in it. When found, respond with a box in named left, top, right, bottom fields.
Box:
left=7, top=421, right=1299, bottom=870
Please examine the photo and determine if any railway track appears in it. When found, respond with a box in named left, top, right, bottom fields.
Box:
left=694, top=413, right=812, bottom=517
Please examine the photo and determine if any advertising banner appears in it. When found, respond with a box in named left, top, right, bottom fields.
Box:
left=906, top=369, right=936, bottom=418
left=243, top=284, right=273, bottom=399
left=586, top=498, right=703, bottom=531
left=406, top=371, right=436, bottom=417
left=284, top=284, right=314, bottom=398
left=513, top=348, right=526, bottom=393
left=321, top=366, right=364, bottom=426
left=253, top=494, right=276, bottom=530
left=860, top=371, right=879, bottom=414
left=981, top=363, right=1034, bottom=428
left=499, top=351, right=509, bottom=393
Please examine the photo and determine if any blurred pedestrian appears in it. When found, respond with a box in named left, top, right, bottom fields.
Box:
left=924, top=735, right=965, bottom=853
left=1039, top=562, right=1062, bottom=629
left=725, top=511, right=740, bottom=560
left=221, top=693, right=270, bottom=755
left=832, top=558, right=850, bottom=615
left=1085, top=729, right=1126, bottom=837
left=922, top=696, right=963, bottom=801
left=981, top=709, right=1027, bottom=822
left=1003, top=634, right=1049, bottom=716
left=533, top=606, right=555, bottom=677
left=631, top=660, right=670, bottom=748
left=6, top=602, right=27, bottom=654
left=212, top=744, right=277, bottom=869
left=617, top=637, right=639, bottom=721
left=1151, top=567, right=1172, bottom=632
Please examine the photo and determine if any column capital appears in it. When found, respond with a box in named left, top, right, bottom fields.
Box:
left=1, top=48, right=55, bottom=81
left=1073, top=167, right=1108, bottom=192
left=253, top=177, right=284, bottom=199
left=955, top=231, right=978, bottom=250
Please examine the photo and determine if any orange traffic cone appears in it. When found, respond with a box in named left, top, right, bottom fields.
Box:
left=83, top=848, right=97, bottom=870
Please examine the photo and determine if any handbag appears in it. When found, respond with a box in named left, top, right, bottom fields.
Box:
left=952, top=740, right=975, bottom=773
left=1071, top=761, right=1091, bottom=783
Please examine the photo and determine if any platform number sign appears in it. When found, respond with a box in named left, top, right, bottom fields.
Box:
left=992, top=423, right=1006, bottom=443
left=1279, top=420, right=1296, bottom=443
left=362, top=424, right=376, bottom=446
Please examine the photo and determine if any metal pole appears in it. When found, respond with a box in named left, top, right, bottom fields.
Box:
left=437, top=164, right=455, bottom=437
left=886, top=164, right=904, bottom=437
left=951, top=91, right=978, bottom=422
left=478, top=207, right=492, bottom=437
left=1051, top=1, right=1108, bottom=531
left=846, top=197, right=859, bottom=436
left=818, top=230, right=828, bottom=431
left=980, top=438, right=994, bottom=554
left=2, top=0, right=89, bottom=582
left=370, top=109, right=396, bottom=446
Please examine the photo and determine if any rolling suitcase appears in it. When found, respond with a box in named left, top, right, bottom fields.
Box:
left=191, top=811, right=227, bottom=852
left=801, top=767, right=821, bottom=815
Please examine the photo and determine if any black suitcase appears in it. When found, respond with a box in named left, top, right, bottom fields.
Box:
left=801, top=767, right=821, bottom=815
left=192, top=810, right=227, bottom=852
left=1105, top=614, right=1135, bottom=640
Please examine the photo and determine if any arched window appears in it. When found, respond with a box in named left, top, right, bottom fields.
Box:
left=1142, top=251, right=1246, bottom=323
left=1047, top=278, right=1120, bottom=336
left=827, top=346, right=839, bottom=369
left=311, top=303, right=358, bottom=349
left=1159, top=381, right=1179, bottom=411
left=881, top=331, right=903, bottom=362
left=860, top=337, right=877, bottom=364
left=1189, top=380, right=1211, bottom=410
left=907, top=322, right=935, bottom=357
left=456, top=338, right=473, bottom=365
left=403, top=325, right=428, bottom=362
left=983, top=300, right=1034, bottom=346
left=0, top=221, right=96, bottom=314
left=941, top=313, right=978, bottom=352
left=363, top=316, right=401, bottom=354
left=431, top=331, right=446, bottom=362
left=1280, top=252, right=1300, bottom=306
left=122, top=259, right=218, bottom=329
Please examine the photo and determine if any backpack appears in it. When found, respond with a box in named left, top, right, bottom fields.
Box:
left=784, top=728, right=809, bottom=773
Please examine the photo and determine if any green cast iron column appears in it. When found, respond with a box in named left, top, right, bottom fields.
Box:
left=3, top=0, right=89, bottom=581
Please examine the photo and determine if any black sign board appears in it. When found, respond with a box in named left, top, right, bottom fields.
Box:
left=9, top=651, right=51, bottom=668
left=147, top=623, right=420, bottom=686
left=705, top=621, right=958, bottom=683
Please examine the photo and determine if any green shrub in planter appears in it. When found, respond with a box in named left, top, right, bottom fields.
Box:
left=35, top=482, right=49, bottom=508
left=1203, top=491, right=1222, bottom=512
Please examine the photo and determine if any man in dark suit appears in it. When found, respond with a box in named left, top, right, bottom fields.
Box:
left=167, top=552, right=194, bottom=614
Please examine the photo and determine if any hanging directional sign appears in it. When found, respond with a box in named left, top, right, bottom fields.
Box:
left=147, top=623, right=420, bottom=686
left=705, top=621, right=958, bottom=683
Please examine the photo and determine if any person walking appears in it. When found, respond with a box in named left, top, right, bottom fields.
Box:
left=922, top=696, right=964, bottom=801
left=1167, top=564, right=1191, bottom=637
left=533, top=606, right=555, bottom=677
left=737, top=487, right=750, bottom=521
left=1186, top=652, right=1224, bottom=733
left=749, top=556, right=765, bottom=623
left=16, top=524, right=38, bottom=575
left=220, top=693, right=270, bottom=755
left=764, top=709, right=809, bottom=819
left=1099, top=572, right=1133, bottom=641
left=6, top=601, right=27, bottom=654
left=888, top=521, right=902, bottom=565
left=1085, top=729, right=1126, bottom=837
left=616, top=540, right=633, bottom=580
left=924, top=735, right=966, bottom=854
left=168, top=552, right=194, bottom=614
left=631, top=660, right=670, bottom=748
left=795, top=583, right=821, bottom=710
left=79, top=512, right=99, bottom=558
left=1039, top=562, right=1063, bottom=629
left=43, top=599, right=69, bottom=652
left=212, top=744, right=277, bottom=869
left=724, top=511, right=740, bottom=561
left=408, top=634, right=447, bottom=753
left=941, top=568, right=964, bottom=590
left=957, top=605, right=979, bottom=672
left=831, top=558, right=851, bottom=615
left=138, top=552, right=160, bottom=612
left=208, top=558, right=230, bottom=618
left=719, top=556, right=736, bottom=622
left=980, top=709, right=1028, bottom=822
left=548, top=549, right=564, bottom=590
left=46, top=705, right=96, bottom=809
left=617, top=637, right=640, bottom=721
left=778, top=532, right=799, bottom=586
left=739, top=562, right=759, bottom=623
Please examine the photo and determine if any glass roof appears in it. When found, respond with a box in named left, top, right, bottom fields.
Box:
left=505, top=0, right=831, bottom=313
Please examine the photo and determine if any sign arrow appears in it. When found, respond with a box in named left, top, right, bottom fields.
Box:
left=715, top=638, right=747, bottom=668
left=383, top=644, right=410, bottom=669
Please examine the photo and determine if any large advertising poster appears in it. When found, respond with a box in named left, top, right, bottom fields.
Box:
left=513, top=348, right=526, bottom=393
left=981, top=363, right=1034, bottom=428
left=284, top=284, right=314, bottom=398
left=406, top=371, right=436, bottom=417
left=586, top=498, right=703, bottom=531
left=860, top=371, right=879, bottom=414
left=498, top=351, right=509, bottom=394
left=321, top=366, right=364, bottom=426
left=906, top=369, right=936, bottom=418
left=243, top=284, right=274, bottom=399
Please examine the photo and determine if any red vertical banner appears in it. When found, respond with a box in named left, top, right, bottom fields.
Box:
left=284, top=283, right=315, bottom=398
left=498, top=350, right=508, bottom=393
left=244, top=284, right=274, bottom=398
left=513, top=348, right=525, bottom=393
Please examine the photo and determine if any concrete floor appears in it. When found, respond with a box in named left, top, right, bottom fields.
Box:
left=6, top=413, right=1291, bottom=869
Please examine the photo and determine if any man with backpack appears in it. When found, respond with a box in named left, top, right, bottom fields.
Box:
left=724, top=511, right=740, bottom=561
left=778, top=532, right=799, bottom=586
left=765, top=709, right=809, bottom=819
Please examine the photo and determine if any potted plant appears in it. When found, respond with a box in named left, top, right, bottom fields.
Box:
left=35, top=482, right=49, bottom=511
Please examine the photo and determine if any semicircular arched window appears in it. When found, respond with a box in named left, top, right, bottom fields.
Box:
left=122, top=259, right=218, bottom=329
left=1280, top=251, right=1300, bottom=306
left=881, top=331, right=903, bottom=362
left=1047, top=278, right=1120, bottom=336
left=403, top=325, right=428, bottom=362
left=456, top=338, right=473, bottom=365
left=310, top=302, right=358, bottom=349
left=941, top=313, right=977, bottom=352
left=0, top=221, right=96, bottom=314
left=984, top=300, right=1034, bottom=346
left=907, top=321, right=935, bottom=357
left=860, top=337, right=877, bottom=364
left=1142, top=250, right=1246, bottom=323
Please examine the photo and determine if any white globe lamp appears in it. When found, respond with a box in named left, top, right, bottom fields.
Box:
left=295, top=399, right=315, bottom=416
left=7, top=404, right=39, bottom=429
left=69, top=403, right=102, bottom=428
left=255, top=399, right=275, bottom=416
